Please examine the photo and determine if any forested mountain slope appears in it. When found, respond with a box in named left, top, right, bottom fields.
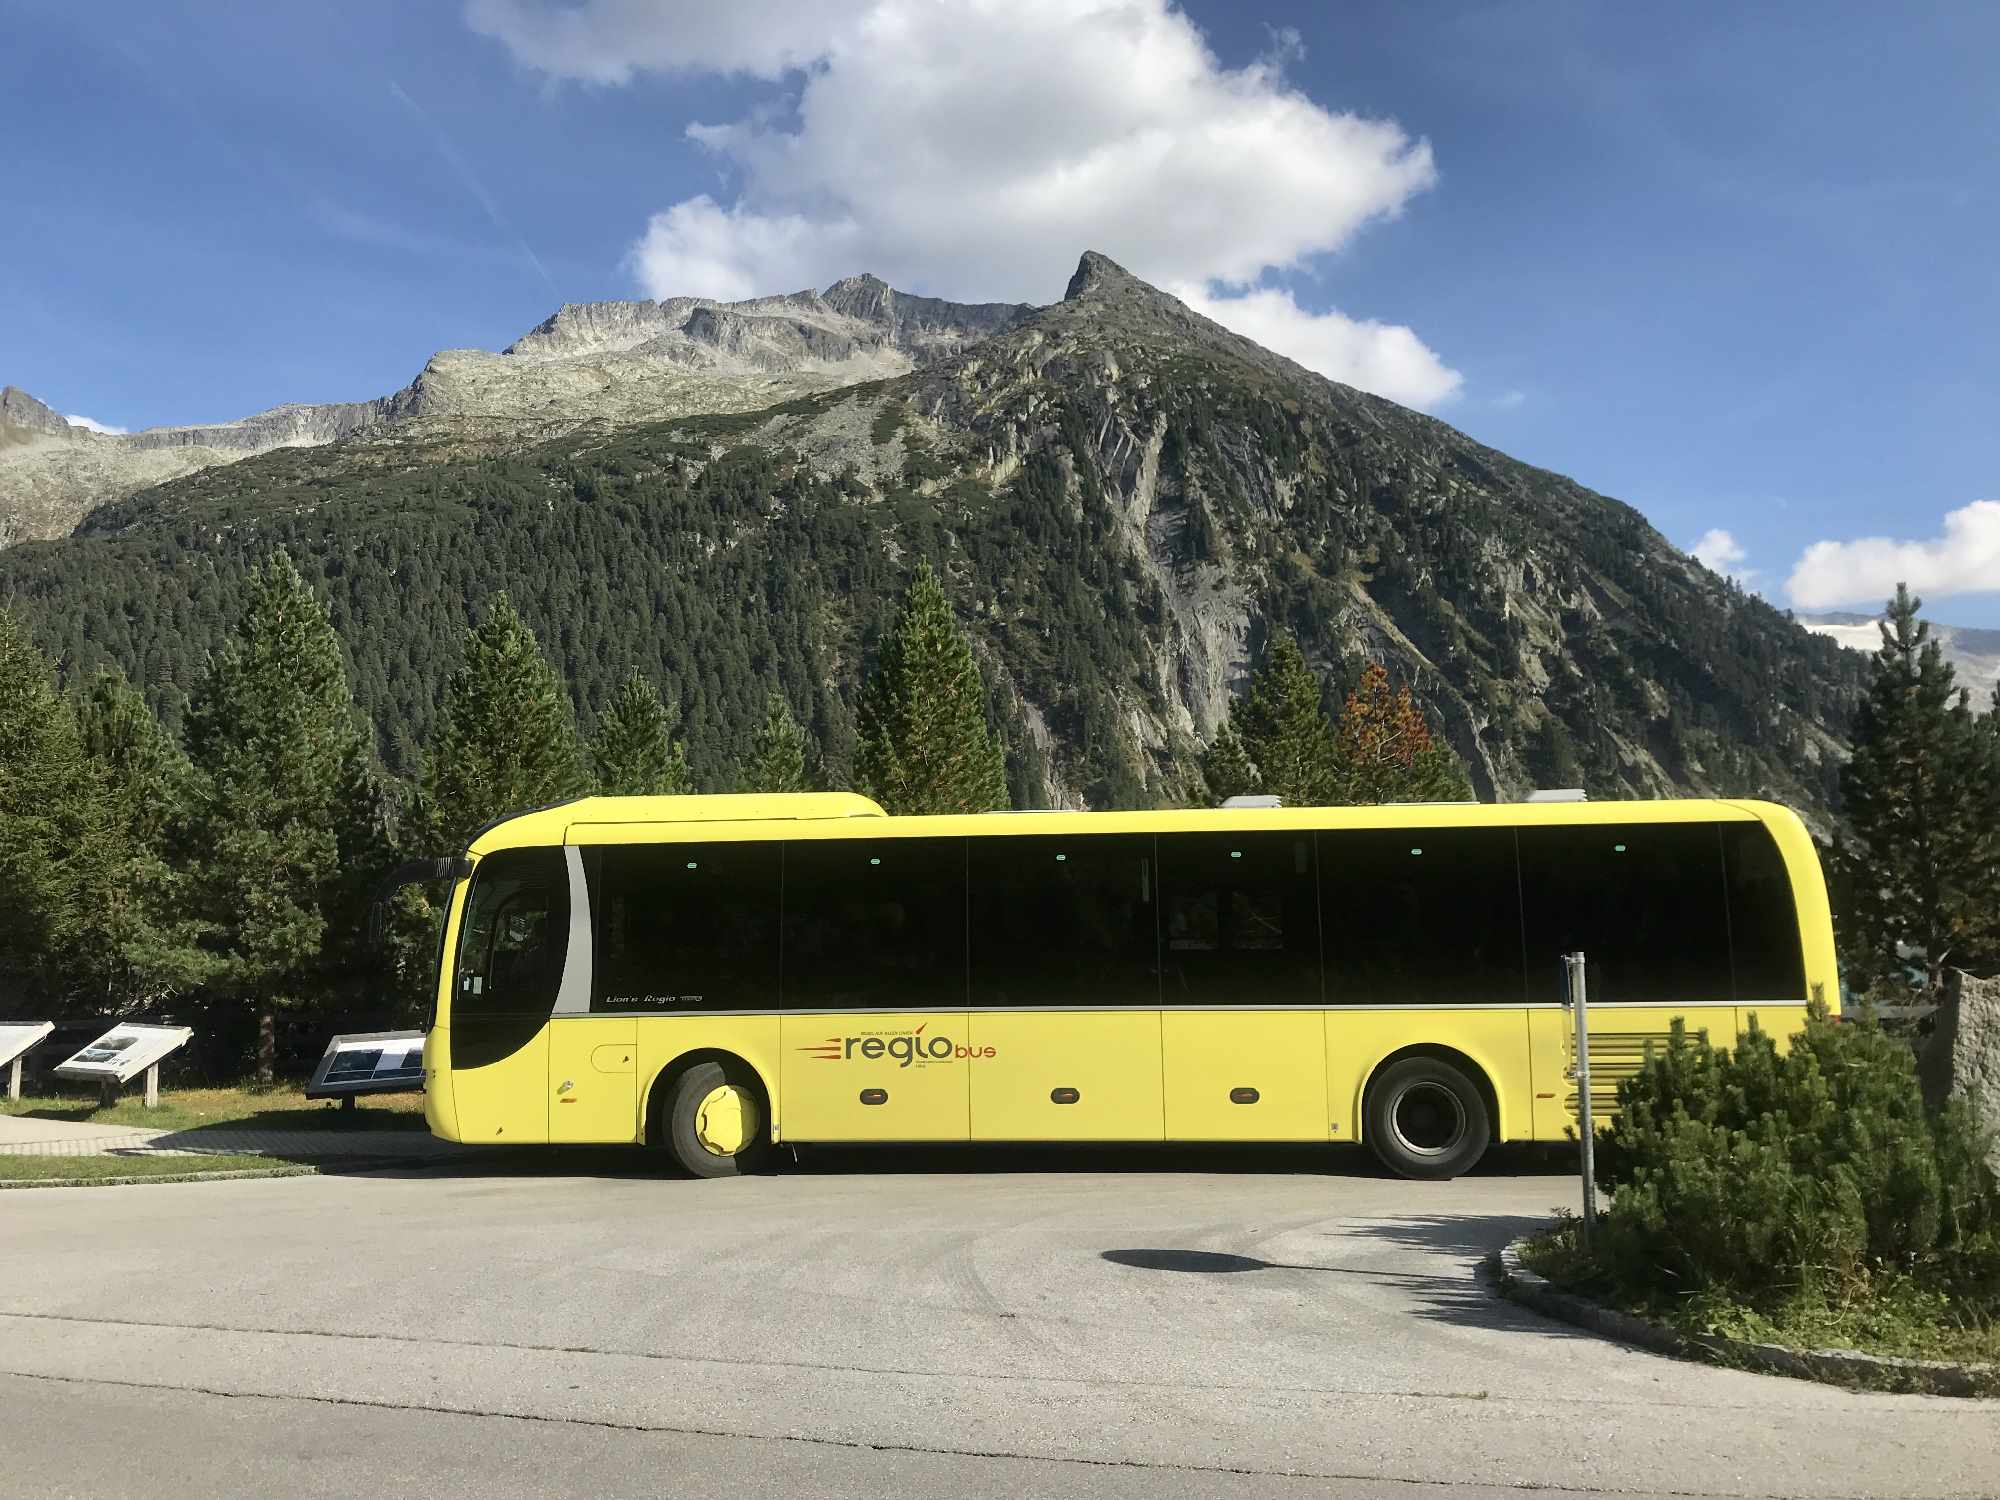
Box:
left=0, top=253, right=1864, bottom=822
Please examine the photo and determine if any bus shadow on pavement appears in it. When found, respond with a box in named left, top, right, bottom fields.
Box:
left=787, top=1139, right=1573, bottom=1178
left=337, top=1140, right=1575, bottom=1181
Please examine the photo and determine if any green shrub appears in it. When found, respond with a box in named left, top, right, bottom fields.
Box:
left=1593, top=1006, right=1999, bottom=1310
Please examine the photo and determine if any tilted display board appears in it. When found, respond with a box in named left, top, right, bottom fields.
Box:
left=2, top=1020, right=55, bottom=1099
left=52, top=1024, right=193, bottom=1084
left=0, top=1020, right=54, bottom=1071
left=305, top=1030, right=426, bottom=1099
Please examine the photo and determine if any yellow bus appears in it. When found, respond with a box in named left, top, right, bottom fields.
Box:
left=400, top=792, right=1835, bottom=1180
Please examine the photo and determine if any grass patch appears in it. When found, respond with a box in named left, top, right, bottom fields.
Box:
left=1520, top=1218, right=2000, bottom=1370
left=0, top=1152, right=311, bottom=1184
left=1, top=1086, right=426, bottom=1134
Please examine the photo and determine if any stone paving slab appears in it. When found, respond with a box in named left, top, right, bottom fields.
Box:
left=0, top=1115, right=158, bottom=1149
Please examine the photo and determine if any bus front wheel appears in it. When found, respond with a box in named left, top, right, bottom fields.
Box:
left=1364, top=1056, right=1490, bottom=1180
left=663, top=1060, right=771, bottom=1178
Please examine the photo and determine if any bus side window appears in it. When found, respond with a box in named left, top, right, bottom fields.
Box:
left=1318, top=828, right=1525, bottom=1006
left=1517, top=824, right=1732, bottom=1003
left=783, top=838, right=968, bottom=1010
left=1722, top=823, right=1807, bottom=1002
left=1154, top=833, right=1320, bottom=1005
left=590, top=843, right=781, bottom=1011
left=968, top=834, right=1159, bottom=1007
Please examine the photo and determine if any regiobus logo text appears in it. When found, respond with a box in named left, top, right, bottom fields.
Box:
left=795, top=1022, right=995, bottom=1067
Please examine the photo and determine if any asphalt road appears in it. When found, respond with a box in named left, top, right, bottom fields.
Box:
left=3, top=1144, right=1994, bottom=1498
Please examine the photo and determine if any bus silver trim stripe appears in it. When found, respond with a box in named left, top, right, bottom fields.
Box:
left=544, top=998, right=1776, bottom=1020
left=552, top=846, right=594, bottom=1016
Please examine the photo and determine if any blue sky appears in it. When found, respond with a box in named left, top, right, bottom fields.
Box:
left=4, top=1, right=1995, bottom=623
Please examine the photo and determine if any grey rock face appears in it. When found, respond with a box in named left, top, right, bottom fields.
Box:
left=1922, top=969, right=2000, bottom=1173
left=2, top=385, right=75, bottom=438
left=119, top=400, right=386, bottom=454
left=821, top=273, right=1035, bottom=356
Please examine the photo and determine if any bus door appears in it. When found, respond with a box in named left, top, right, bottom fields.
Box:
left=778, top=837, right=970, bottom=1142
left=1155, top=832, right=1328, bottom=1140
left=965, top=835, right=1164, bottom=1141
left=448, top=847, right=570, bottom=1143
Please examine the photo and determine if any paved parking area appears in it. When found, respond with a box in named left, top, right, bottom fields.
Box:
left=2, top=1146, right=1993, bottom=1498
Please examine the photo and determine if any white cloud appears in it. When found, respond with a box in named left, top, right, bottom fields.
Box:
left=626, top=196, right=858, bottom=304
left=471, top=0, right=1463, bottom=410
left=1689, top=528, right=1760, bottom=590
left=1172, top=283, right=1461, bottom=409
left=66, top=414, right=128, bottom=436
left=1786, top=500, right=2000, bottom=610
left=1691, top=527, right=1747, bottom=572
left=1492, top=388, right=1527, bottom=410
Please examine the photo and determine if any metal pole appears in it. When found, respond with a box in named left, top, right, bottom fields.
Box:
left=1564, top=951, right=1598, bottom=1248
left=7, top=1056, right=20, bottom=1101
left=144, top=1063, right=159, bottom=1110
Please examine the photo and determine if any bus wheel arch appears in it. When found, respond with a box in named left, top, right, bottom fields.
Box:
left=645, top=1049, right=775, bottom=1178
left=1359, top=1045, right=1497, bottom=1181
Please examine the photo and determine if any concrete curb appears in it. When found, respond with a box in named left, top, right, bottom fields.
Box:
left=1487, top=1235, right=1998, bottom=1398
left=0, top=1164, right=320, bottom=1190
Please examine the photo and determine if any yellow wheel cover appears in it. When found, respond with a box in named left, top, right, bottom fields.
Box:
left=693, top=1084, right=758, bottom=1157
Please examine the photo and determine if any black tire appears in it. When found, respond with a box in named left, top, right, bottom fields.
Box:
left=1364, top=1055, right=1491, bottom=1180
left=661, top=1060, right=771, bottom=1178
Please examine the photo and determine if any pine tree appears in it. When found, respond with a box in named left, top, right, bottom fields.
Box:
left=592, top=671, right=692, bottom=795
left=1200, top=722, right=1260, bottom=802
left=73, top=668, right=208, bottom=1011
left=855, top=563, right=1008, bottom=814
left=1840, top=585, right=1993, bottom=988
left=1331, top=664, right=1474, bottom=804
left=421, top=593, right=588, bottom=845
left=742, top=691, right=815, bottom=793
left=1966, top=679, right=2000, bottom=971
left=0, top=608, right=114, bottom=1002
left=1219, top=633, right=1341, bottom=805
left=183, top=552, right=377, bottom=1078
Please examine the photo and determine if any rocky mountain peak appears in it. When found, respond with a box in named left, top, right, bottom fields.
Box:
left=1063, top=250, right=1141, bottom=301
left=1, top=385, right=72, bottom=438
left=820, top=273, right=893, bottom=321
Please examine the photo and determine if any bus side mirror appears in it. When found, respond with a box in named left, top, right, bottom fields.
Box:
left=367, top=856, right=474, bottom=949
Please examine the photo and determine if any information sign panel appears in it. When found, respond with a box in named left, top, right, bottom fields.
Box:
left=305, top=1030, right=426, bottom=1099
left=2, top=1020, right=55, bottom=1099
left=53, top=1024, right=194, bottom=1084
left=0, top=1020, right=54, bottom=1071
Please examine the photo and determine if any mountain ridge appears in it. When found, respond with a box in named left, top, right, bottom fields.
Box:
left=1799, top=610, right=2000, bottom=698
left=0, top=274, right=1039, bottom=545
left=1, top=252, right=1867, bottom=825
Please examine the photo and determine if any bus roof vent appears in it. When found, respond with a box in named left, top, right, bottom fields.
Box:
left=1219, top=794, right=1284, bottom=809
left=1524, top=787, right=1588, bottom=803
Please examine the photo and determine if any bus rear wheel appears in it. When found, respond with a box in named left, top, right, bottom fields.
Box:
left=663, top=1060, right=771, bottom=1178
left=1364, top=1056, right=1490, bottom=1181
